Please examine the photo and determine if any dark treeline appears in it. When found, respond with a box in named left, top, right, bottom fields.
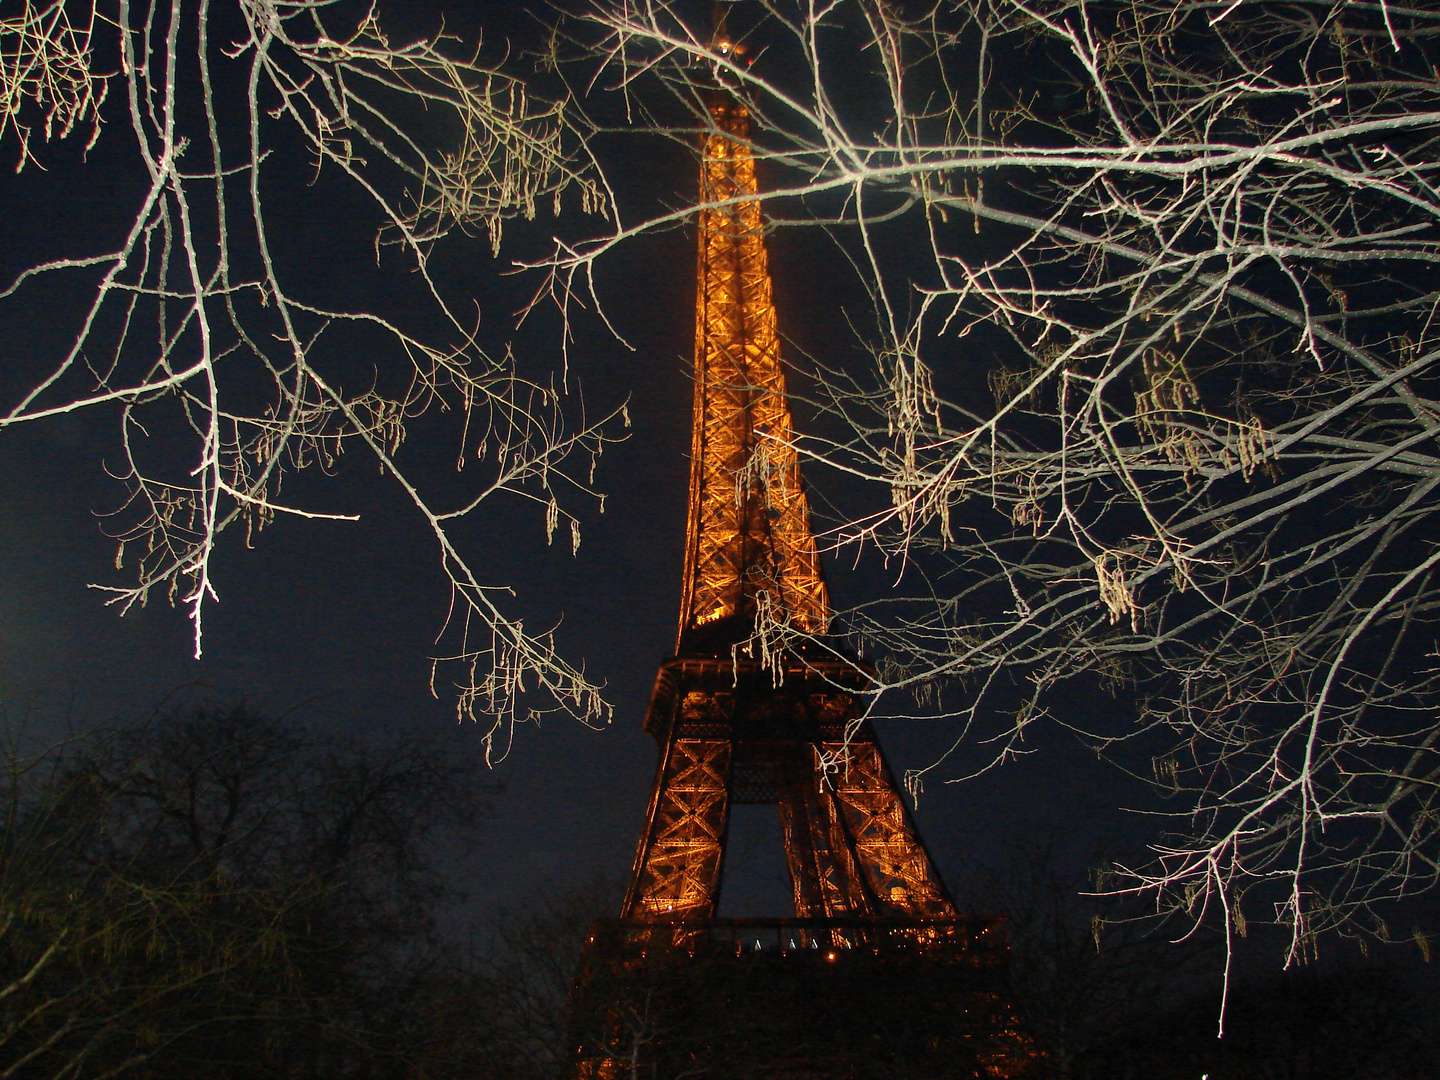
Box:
left=1077, top=968, right=1436, bottom=1080
left=0, top=701, right=594, bottom=1080
left=958, top=836, right=1438, bottom=1080
left=0, top=702, right=1431, bottom=1079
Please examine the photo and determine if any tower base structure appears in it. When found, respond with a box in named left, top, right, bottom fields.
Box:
left=564, top=916, right=1037, bottom=1080
left=561, top=648, right=1042, bottom=1080
left=621, top=647, right=960, bottom=925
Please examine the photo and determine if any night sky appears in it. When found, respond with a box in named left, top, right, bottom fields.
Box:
left=0, top=0, right=1217, bottom=930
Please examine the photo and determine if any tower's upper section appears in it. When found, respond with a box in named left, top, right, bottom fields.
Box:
left=677, top=90, right=829, bottom=652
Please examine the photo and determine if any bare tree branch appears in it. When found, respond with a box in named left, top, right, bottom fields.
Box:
left=552, top=0, right=1440, bottom=967
left=2, top=1, right=622, bottom=750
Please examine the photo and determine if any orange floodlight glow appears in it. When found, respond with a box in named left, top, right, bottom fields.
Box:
left=676, top=95, right=829, bottom=645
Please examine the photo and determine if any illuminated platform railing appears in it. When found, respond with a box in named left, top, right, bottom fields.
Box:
left=586, top=915, right=1008, bottom=962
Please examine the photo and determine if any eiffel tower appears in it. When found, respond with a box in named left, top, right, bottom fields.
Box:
left=564, top=24, right=1037, bottom=1080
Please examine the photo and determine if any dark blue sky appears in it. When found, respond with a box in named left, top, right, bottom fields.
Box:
left=0, top=0, right=1168, bottom=925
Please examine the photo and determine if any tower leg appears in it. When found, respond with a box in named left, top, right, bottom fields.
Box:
left=821, top=737, right=952, bottom=917
left=778, top=747, right=877, bottom=921
left=623, top=737, right=733, bottom=920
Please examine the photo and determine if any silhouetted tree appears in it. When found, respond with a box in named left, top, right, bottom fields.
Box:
left=1080, top=966, right=1438, bottom=1080
left=0, top=701, right=501, bottom=1078
left=957, top=833, right=1214, bottom=1078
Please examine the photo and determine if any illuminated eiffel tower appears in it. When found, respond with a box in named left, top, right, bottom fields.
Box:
left=564, top=24, right=1037, bottom=1080
left=622, top=89, right=956, bottom=932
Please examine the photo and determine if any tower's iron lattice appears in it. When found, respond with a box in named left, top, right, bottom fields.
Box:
left=565, top=45, right=1037, bottom=1080
left=680, top=91, right=828, bottom=641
